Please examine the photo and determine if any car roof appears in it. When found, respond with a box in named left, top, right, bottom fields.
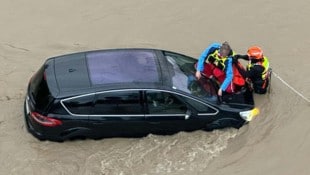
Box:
left=45, top=48, right=173, bottom=98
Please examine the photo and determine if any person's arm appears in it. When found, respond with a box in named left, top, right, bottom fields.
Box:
left=219, top=58, right=233, bottom=92
left=234, top=54, right=249, bottom=61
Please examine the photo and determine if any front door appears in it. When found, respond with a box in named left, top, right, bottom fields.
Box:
left=145, top=90, right=203, bottom=135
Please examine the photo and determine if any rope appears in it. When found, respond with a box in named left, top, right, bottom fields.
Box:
left=272, top=71, right=310, bottom=103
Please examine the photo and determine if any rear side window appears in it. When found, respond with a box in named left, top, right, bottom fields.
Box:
left=62, top=94, right=95, bottom=115
left=29, top=65, right=53, bottom=111
left=94, top=91, right=143, bottom=115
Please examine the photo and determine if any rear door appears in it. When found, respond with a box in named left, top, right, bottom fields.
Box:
left=58, top=95, right=93, bottom=135
left=88, top=90, right=148, bottom=138
left=145, top=90, right=206, bottom=135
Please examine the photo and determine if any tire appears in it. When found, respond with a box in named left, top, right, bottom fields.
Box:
left=205, top=119, right=244, bottom=131
left=205, top=122, right=221, bottom=131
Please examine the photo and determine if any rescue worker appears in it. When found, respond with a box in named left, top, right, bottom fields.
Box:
left=195, top=41, right=238, bottom=96
left=233, top=46, right=270, bottom=94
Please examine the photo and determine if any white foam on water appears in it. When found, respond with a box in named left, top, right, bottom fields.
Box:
left=89, top=130, right=239, bottom=175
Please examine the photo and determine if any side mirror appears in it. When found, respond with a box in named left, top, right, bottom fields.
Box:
left=185, top=110, right=191, bottom=120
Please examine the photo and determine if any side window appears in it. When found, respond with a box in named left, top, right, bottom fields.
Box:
left=94, top=91, right=143, bottom=115
left=62, top=94, right=95, bottom=115
left=146, top=91, right=187, bottom=114
left=188, top=77, right=218, bottom=98
left=179, top=95, right=217, bottom=114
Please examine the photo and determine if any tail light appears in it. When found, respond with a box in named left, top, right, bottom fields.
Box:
left=30, top=112, right=62, bottom=127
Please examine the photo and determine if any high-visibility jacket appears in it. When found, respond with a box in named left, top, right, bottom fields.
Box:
left=206, top=49, right=228, bottom=71
left=206, top=50, right=245, bottom=88
left=247, top=56, right=270, bottom=80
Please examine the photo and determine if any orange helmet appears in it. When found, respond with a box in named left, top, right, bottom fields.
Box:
left=247, top=46, right=263, bottom=60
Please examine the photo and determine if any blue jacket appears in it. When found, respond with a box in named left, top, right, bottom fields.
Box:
left=197, top=42, right=221, bottom=72
left=220, top=58, right=233, bottom=91
left=197, top=42, right=233, bottom=91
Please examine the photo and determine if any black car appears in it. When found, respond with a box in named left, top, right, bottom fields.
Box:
left=24, top=48, right=259, bottom=141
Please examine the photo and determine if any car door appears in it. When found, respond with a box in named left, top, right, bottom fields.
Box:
left=145, top=90, right=207, bottom=135
left=60, top=94, right=95, bottom=136
left=88, top=90, right=148, bottom=138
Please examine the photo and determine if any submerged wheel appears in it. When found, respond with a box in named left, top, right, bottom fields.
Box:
left=205, top=119, right=245, bottom=131
left=205, top=122, right=221, bottom=131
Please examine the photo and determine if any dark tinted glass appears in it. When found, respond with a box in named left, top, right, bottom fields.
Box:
left=178, top=95, right=217, bottom=113
left=146, top=91, right=187, bottom=114
left=187, top=77, right=218, bottom=99
left=94, top=91, right=143, bottom=115
left=49, top=102, right=67, bottom=114
left=87, top=50, right=160, bottom=85
left=29, top=65, right=53, bottom=111
left=63, top=94, right=95, bottom=115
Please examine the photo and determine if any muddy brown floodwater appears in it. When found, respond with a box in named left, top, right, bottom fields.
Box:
left=0, top=0, right=309, bottom=174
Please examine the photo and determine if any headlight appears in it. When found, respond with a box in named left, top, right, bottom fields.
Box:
left=239, top=108, right=260, bottom=121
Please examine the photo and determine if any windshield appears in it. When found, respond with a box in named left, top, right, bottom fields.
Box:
left=163, top=51, right=218, bottom=101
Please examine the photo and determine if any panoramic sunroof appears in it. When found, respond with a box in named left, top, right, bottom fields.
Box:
left=87, top=50, right=160, bottom=85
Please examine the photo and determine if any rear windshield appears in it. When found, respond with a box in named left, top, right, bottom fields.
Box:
left=29, top=65, right=53, bottom=111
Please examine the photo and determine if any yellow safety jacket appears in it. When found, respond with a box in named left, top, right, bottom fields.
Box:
left=205, top=50, right=231, bottom=70
left=247, top=56, right=270, bottom=80
left=204, top=50, right=245, bottom=88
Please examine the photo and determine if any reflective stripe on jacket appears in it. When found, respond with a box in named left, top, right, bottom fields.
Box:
left=247, top=56, right=270, bottom=80
left=205, top=49, right=233, bottom=71
left=196, top=43, right=221, bottom=72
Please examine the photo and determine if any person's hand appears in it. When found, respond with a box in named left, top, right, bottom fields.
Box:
left=195, top=71, right=202, bottom=80
left=218, top=88, right=223, bottom=96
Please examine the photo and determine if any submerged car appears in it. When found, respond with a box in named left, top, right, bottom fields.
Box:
left=24, top=48, right=259, bottom=141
